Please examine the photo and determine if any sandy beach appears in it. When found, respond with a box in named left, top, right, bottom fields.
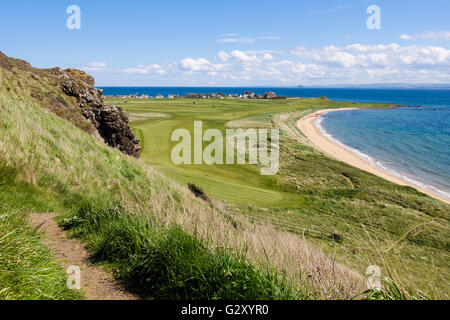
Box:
left=297, top=108, right=450, bottom=204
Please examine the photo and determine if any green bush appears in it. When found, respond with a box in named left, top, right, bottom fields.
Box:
left=61, top=203, right=303, bottom=300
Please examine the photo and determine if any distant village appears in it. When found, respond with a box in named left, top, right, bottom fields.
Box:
left=104, top=91, right=286, bottom=100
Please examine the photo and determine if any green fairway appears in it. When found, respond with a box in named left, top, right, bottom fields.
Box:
left=111, top=97, right=346, bottom=207
left=106, top=96, right=450, bottom=298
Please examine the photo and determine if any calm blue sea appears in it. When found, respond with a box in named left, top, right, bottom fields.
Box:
left=99, top=87, right=450, bottom=200
left=317, top=91, right=450, bottom=201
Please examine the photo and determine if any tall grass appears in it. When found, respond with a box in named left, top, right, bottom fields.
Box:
left=363, top=278, right=432, bottom=300
left=0, top=163, right=81, bottom=300
left=0, top=86, right=364, bottom=299
left=0, top=210, right=80, bottom=300
left=60, top=203, right=301, bottom=299
left=116, top=95, right=448, bottom=297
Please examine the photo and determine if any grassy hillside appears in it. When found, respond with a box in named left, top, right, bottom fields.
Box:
left=105, top=97, right=450, bottom=299
left=0, top=87, right=372, bottom=299
left=0, top=52, right=98, bottom=136
left=0, top=52, right=448, bottom=299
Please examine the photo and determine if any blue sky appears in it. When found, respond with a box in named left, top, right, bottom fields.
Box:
left=1, top=0, right=450, bottom=86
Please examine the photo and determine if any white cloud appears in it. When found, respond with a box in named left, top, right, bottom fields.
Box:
left=217, top=37, right=255, bottom=44
left=87, top=62, right=106, bottom=68
left=83, top=62, right=107, bottom=71
left=121, top=64, right=166, bottom=75
left=243, top=49, right=284, bottom=55
left=263, top=53, right=274, bottom=61
left=181, top=57, right=229, bottom=72
left=286, top=43, right=450, bottom=83
left=291, top=43, right=450, bottom=67
left=399, top=34, right=413, bottom=40
left=217, top=51, right=230, bottom=62
left=209, top=44, right=450, bottom=84
left=96, top=43, right=450, bottom=85
left=230, top=50, right=256, bottom=62
left=181, top=57, right=211, bottom=71
left=399, top=30, right=450, bottom=41
left=217, top=35, right=280, bottom=44
left=217, top=50, right=275, bottom=64
left=219, top=33, right=240, bottom=38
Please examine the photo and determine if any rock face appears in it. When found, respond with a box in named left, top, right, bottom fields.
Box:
left=94, top=105, right=141, bottom=157
left=0, top=52, right=140, bottom=158
left=53, top=68, right=141, bottom=157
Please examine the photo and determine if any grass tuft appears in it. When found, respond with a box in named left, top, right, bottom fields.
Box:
left=0, top=210, right=81, bottom=300
left=60, top=203, right=302, bottom=300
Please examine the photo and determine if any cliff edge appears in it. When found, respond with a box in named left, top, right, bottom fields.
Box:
left=0, top=52, right=140, bottom=157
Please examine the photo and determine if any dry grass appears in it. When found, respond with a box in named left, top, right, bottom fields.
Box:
left=0, top=89, right=366, bottom=299
left=174, top=208, right=365, bottom=299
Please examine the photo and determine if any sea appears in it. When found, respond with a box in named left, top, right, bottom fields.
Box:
left=99, top=87, right=450, bottom=201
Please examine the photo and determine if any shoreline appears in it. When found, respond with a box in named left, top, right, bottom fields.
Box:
left=297, top=108, right=450, bottom=204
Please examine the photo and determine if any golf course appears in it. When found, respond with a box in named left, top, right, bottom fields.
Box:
left=114, top=97, right=315, bottom=207
left=106, top=96, right=450, bottom=298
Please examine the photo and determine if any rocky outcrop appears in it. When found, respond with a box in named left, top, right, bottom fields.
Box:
left=0, top=52, right=140, bottom=158
left=92, top=105, right=141, bottom=157
left=52, top=68, right=141, bottom=157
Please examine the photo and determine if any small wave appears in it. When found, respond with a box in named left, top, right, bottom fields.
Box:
left=315, top=117, right=377, bottom=165
left=315, top=116, right=450, bottom=201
